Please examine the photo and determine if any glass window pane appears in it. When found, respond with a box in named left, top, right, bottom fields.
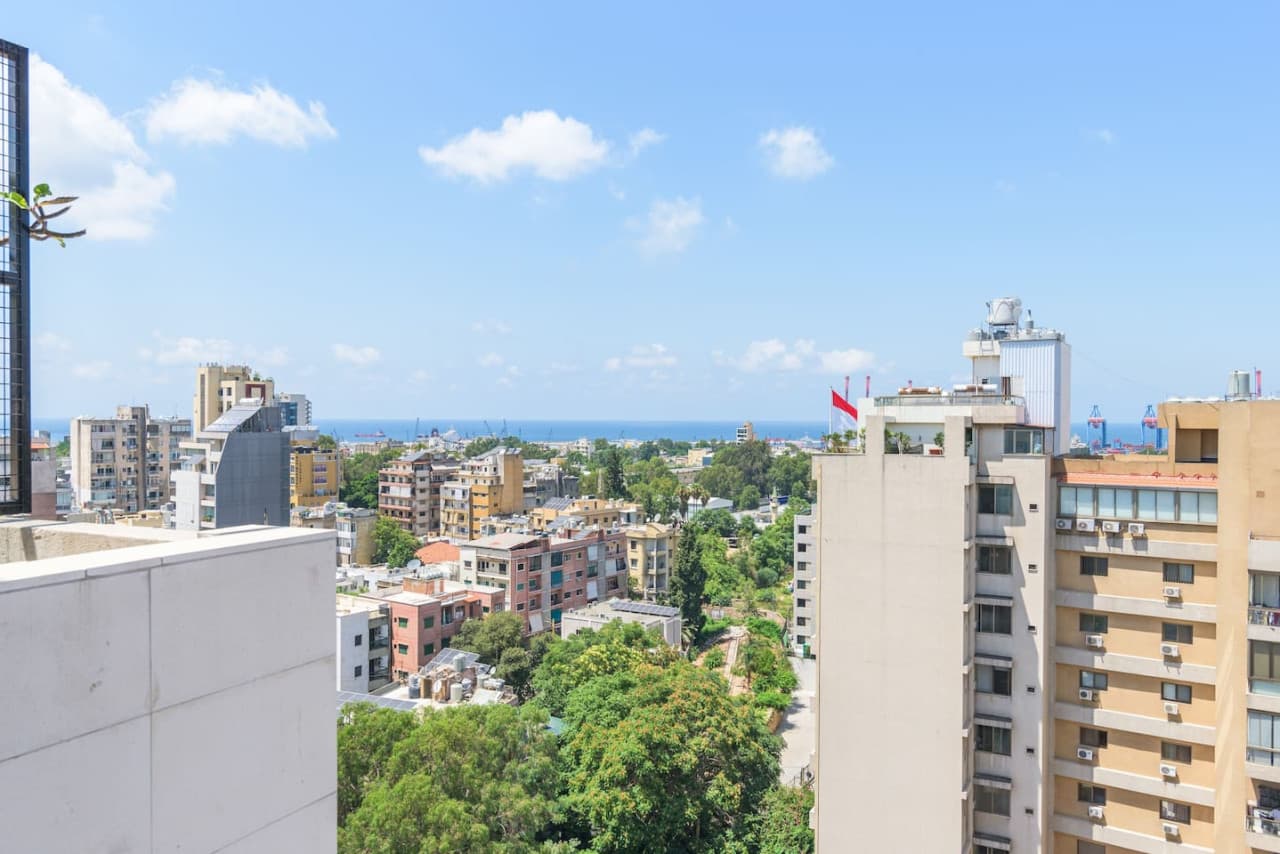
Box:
left=1199, top=493, right=1217, bottom=523
left=1114, top=489, right=1134, bottom=519
left=1077, top=487, right=1095, bottom=516
left=1180, top=491, right=1199, bottom=522
left=1138, top=490, right=1156, bottom=520
left=1060, top=487, right=1077, bottom=516
left=1157, top=491, right=1176, bottom=521
left=1032, top=430, right=1044, bottom=454
left=1097, top=488, right=1115, bottom=518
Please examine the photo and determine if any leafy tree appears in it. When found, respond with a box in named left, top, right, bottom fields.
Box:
left=736, top=515, right=759, bottom=542
left=54, top=436, right=71, bottom=457
left=317, top=433, right=338, bottom=451
left=341, top=448, right=401, bottom=509
left=689, top=507, right=736, bottom=538
left=530, top=621, right=672, bottom=717
left=694, top=464, right=744, bottom=504
left=496, top=647, right=535, bottom=700
left=559, top=662, right=781, bottom=853
left=451, top=611, right=527, bottom=664
left=603, top=447, right=626, bottom=498
left=372, top=516, right=420, bottom=567
left=337, top=703, right=417, bottom=823
left=339, top=704, right=561, bottom=854
left=669, top=525, right=707, bottom=638
left=735, top=484, right=763, bottom=511
left=753, top=786, right=815, bottom=854
left=766, top=451, right=813, bottom=501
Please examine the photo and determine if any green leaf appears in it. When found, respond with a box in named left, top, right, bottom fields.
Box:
left=55, top=237, right=66, bottom=248
left=4, top=191, right=28, bottom=210
left=32, top=183, right=51, bottom=199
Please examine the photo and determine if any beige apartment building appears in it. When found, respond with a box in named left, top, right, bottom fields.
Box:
left=440, top=448, right=524, bottom=540
left=193, top=364, right=275, bottom=431
left=70, top=406, right=191, bottom=514
left=530, top=497, right=640, bottom=534
left=378, top=450, right=458, bottom=538
left=625, top=521, right=675, bottom=598
left=289, top=428, right=341, bottom=508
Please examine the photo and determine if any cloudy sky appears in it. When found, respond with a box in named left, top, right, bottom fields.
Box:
left=9, top=3, right=1280, bottom=421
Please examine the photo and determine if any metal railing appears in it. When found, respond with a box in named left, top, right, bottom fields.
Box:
left=874, top=393, right=1025, bottom=408
left=1251, top=606, right=1280, bottom=627
left=1247, top=811, right=1280, bottom=836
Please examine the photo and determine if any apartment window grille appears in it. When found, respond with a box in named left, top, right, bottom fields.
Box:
left=976, top=604, right=1012, bottom=634
left=1160, top=800, right=1190, bottom=824
left=1079, top=671, right=1108, bottom=691
left=1161, top=682, right=1192, bottom=703
left=1164, top=562, right=1194, bottom=584
left=975, top=725, right=1011, bottom=756
left=1080, top=727, right=1107, bottom=748
left=1080, top=556, right=1108, bottom=576
left=1162, top=742, right=1192, bottom=764
left=1162, top=623, right=1192, bottom=644
left=1077, top=784, right=1106, bottom=805
left=978, top=484, right=1013, bottom=515
left=974, top=784, right=1010, bottom=817
left=1078, top=613, right=1108, bottom=633
left=977, top=546, right=1012, bottom=574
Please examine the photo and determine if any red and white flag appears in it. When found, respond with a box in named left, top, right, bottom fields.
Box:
left=830, top=389, right=858, bottom=432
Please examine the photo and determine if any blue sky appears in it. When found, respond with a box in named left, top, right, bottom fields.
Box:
left=10, top=3, right=1280, bottom=422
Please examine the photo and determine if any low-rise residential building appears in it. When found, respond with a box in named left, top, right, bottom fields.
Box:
left=625, top=521, right=676, bottom=599
left=379, top=450, right=457, bottom=537
left=523, top=461, right=580, bottom=509
left=289, top=427, right=341, bottom=508
left=561, top=598, right=682, bottom=647
left=70, top=406, right=191, bottom=514
left=336, top=595, right=391, bottom=693
left=292, top=501, right=378, bottom=566
left=459, top=529, right=628, bottom=634
left=791, top=511, right=816, bottom=656
left=441, top=448, right=525, bottom=540
left=171, top=401, right=290, bottom=530
left=529, top=497, right=640, bottom=534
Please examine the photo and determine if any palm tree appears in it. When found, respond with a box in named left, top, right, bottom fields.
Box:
left=677, top=486, right=692, bottom=520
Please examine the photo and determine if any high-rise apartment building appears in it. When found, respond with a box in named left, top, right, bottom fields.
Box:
left=289, top=427, right=341, bottom=507
left=275, top=392, right=312, bottom=427
left=736, top=421, right=755, bottom=444
left=0, top=39, right=30, bottom=514
left=192, top=364, right=275, bottom=431
left=811, top=298, right=1069, bottom=853
left=378, top=450, right=458, bottom=538
left=70, top=406, right=190, bottom=514
left=440, top=447, right=524, bottom=540
left=791, top=511, right=816, bottom=656
left=171, top=401, right=290, bottom=530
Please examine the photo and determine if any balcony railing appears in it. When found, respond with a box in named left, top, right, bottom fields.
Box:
left=1251, top=606, right=1280, bottom=628
left=1248, top=810, right=1280, bottom=836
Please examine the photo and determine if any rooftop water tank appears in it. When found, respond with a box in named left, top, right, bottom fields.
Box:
left=408, top=674, right=420, bottom=700
left=1229, top=370, right=1253, bottom=400
left=450, top=682, right=464, bottom=703
left=988, top=297, right=1023, bottom=327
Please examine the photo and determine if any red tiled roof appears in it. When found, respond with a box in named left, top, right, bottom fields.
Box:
left=415, top=541, right=460, bottom=564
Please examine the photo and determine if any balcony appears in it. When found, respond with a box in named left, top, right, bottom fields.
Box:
left=1246, top=810, right=1280, bottom=853
left=1253, top=606, right=1280, bottom=628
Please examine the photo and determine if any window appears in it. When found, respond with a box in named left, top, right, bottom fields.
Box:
left=550, top=551, right=564, bottom=568
left=1164, top=562, right=1194, bottom=584
left=396, top=616, right=409, bottom=629
left=975, top=725, right=1011, bottom=755
left=1096, top=487, right=1117, bottom=518
left=1080, top=671, right=1108, bottom=691
left=441, top=636, right=450, bottom=648
left=1080, top=727, right=1108, bottom=748
left=1252, top=640, right=1280, bottom=694
left=1081, top=556, right=1108, bottom=577
left=1248, top=711, right=1280, bottom=766
left=1059, top=485, right=1078, bottom=516
left=1156, top=490, right=1176, bottom=521
left=977, top=546, right=1012, bottom=574
left=423, top=642, right=434, bottom=656
left=1004, top=427, right=1045, bottom=454
left=798, top=524, right=808, bottom=534
left=1077, top=784, right=1107, bottom=805
left=354, top=634, right=363, bottom=647
left=516, top=583, right=525, bottom=591
left=1079, top=613, right=1108, bottom=633
left=979, top=484, right=1014, bottom=515
left=1160, top=800, right=1190, bottom=824
left=1252, top=573, right=1280, bottom=608
left=796, top=579, right=807, bottom=590
left=1162, top=742, right=1192, bottom=764
left=974, top=784, right=1010, bottom=816
left=1179, top=491, right=1217, bottom=524
left=396, top=643, right=409, bottom=655
left=976, top=665, right=1012, bottom=696
left=976, top=604, right=1012, bottom=634
left=1161, top=682, right=1192, bottom=703
left=1163, top=623, right=1193, bottom=644
left=516, top=603, right=525, bottom=611
left=797, top=542, right=808, bottom=553
left=530, top=556, right=542, bottom=571
left=423, top=616, right=434, bottom=629
left=354, top=665, right=362, bottom=678
left=1137, top=489, right=1156, bottom=521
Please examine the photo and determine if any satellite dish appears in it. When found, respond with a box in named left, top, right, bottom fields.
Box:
left=406, top=559, right=422, bottom=570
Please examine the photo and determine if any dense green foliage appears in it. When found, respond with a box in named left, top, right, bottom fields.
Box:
left=317, top=433, right=338, bottom=451
left=463, top=436, right=560, bottom=461
left=372, top=516, right=420, bottom=568
left=341, top=448, right=401, bottom=509
left=693, top=441, right=813, bottom=506
left=451, top=612, right=547, bottom=699
left=54, top=436, right=71, bottom=457
left=754, top=786, right=815, bottom=854
left=530, top=620, right=676, bottom=717
left=669, top=526, right=707, bottom=638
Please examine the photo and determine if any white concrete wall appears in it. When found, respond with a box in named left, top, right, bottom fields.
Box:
left=0, top=524, right=336, bottom=854
left=337, top=610, right=371, bottom=692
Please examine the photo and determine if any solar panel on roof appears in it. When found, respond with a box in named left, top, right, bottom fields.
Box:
left=610, top=600, right=679, bottom=618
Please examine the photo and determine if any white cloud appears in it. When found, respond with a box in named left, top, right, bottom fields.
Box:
left=759, top=126, right=834, bottom=180
left=146, top=78, right=337, bottom=147
left=1086, top=128, right=1116, bottom=145
left=478, top=352, right=505, bottom=368
left=30, top=55, right=176, bottom=240
left=604, top=343, right=677, bottom=371
left=36, top=332, right=72, bottom=353
left=257, top=346, right=290, bottom=367
left=332, top=343, right=381, bottom=367
left=715, top=339, right=875, bottom=374
left=72, top=360, right=112, bottom=380
left=419, top=110, right=609, bottom=182
left=543, top=361, right=581, bottom=375
left=139, top=335, right=235, bottom=366
left=471, top=319, right=512, bottom=335
left=637, top=197, right=704, bottom=255
left=628, top=128, right=665, bottom=156
left=410, top=369, right=432, bottom=384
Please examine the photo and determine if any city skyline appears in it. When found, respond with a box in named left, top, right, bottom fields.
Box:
left=9, top=3, right=1280, bottom=420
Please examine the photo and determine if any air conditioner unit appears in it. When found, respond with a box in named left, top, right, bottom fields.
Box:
left=1162, top=822, right=1180, bottom=837
left=1102, top=520, right=1122, bottom=533
left=1055, top=518, right=1072, bottom=531
left=1129, top=522, right=1146, bottom=536
left=1079, top=688, right=1095, bottom=701
left=1164, top=586, right=1182, bottom=599
left=1164, top=702, right=1180, bottom=716
left=1085, top=634, right=1105, bottom=648
left=1160, top=764, right=1178, bottom=778
left=1077, top=747, right=1095, bottom=761
left=1076, top=518, right=1097, bottom=533
left=1088, top=805, right=1105, bottom=820
left=1161, top=643, right=1180, bottom=658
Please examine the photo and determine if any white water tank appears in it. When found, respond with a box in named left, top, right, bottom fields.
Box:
left=988, top=297, right=1023, bottom=327
left=449, top=682, right=464, bottom=703
left=1229, top=370, right=1252, bottom=400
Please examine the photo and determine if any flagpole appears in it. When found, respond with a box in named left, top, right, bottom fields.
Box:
left=827, top=387, right=833, bottom=443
